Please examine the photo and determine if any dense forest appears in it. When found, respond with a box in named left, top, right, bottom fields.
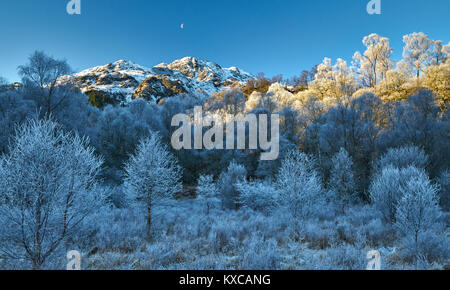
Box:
left=0, top=32, right=448, bottom=269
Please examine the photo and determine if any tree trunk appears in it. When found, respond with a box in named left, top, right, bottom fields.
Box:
left=293, top=209, right=299, bottom=241
left=32, top=260, right=40, bottom=270
left=35, top=201, right=42, bottom=269
left=146, top=199, right=152, bottom=238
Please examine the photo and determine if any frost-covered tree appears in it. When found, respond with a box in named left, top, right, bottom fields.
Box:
left=218, top=162, right=247, bottom=210
left=373, top=67, right=413, bottom=102
left=332, top=58, right=357, bottom=96
left=431, top=40, right=450, bottom=65
left=255, top=136, right=296, bottom=180
left=375, top=146, right=429, bottom=174
left=207, top=88, right=246, bottom=116
left=18, top=51, right=72, bottom=116
left=309, top=57, right=335, bottom=99
left=276, top=150, right=324, bottom=236
left=402, top=32, right=434, bottom=78
left=437, top=170, right=449, bottom=211
left=329, top=148, right=355, bottom=208
left=309, top=58, right=356, bottom=99
left=196, top=174, right=220, bottom=214
left=423, top=58, right=450, bottom=109
left=395, top=173, right=444, bottom=262
left=278, top=106, right=302, bottom=144
left=305, top=95, right=380, bottom=195
left=0, top=119, right=103, bottom=269
left=0, top=90, right=36, bottom=153
left=51, top=90, right=100, bottom=138
left=245, top=91, right=279, bottom=113
left=377, top=90, right=447, bottom=177
left=369, top=166, right=429, bottom=224
left=124, top=132, right=182, bottom=237
left=196, top=174, right=218, bottom=198
left=266, top=83, right=295, bottom=109
left=353, top=34, right=393, bottom=87
left=245, top=83, right=294, bottom=113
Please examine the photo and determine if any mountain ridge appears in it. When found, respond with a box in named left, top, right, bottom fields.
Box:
left=57, top=57, right=254, bottom=107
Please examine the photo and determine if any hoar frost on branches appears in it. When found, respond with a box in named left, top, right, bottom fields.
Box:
left=218, top=162, right=247, bottom=210
left=236, top=180, right=279, bottom=215
left=196, top=174, right=220, bottom=214
left=329, top=148, right=356, bottom=210
left=395, top=173, right=445, bottom=263
left=374, top=146, right=429, bottom=174
left=124, top=132, right=182, bottom=237
left=402, top=32, right=434, bottom=79
left=276, top=150, right=325, bottom=237
left=310, top=58, right=356, bottom=98
left=369, top=166, right=431, bottom=224
left=353, top=34, right=393, bottom=88
left=0, top=119, right=104, bottom=269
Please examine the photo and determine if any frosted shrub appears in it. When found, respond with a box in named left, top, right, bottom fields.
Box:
left=239, top=236, right=280, bottom=270
left=369, top=166, right=428, bottom=223
left=329, top=148, right=356, bottom=208
left=302, top=220, right=337, bottom=249
left=398, top=230, right=449, bottom=266
left=188, top=255, right=229, bottom=270
left=209, top=223, right=241, bottom=254
left=73, top=207, right=146, bottom=254
left=341, top=205, right=391, bottom=247
left=308, top=244, right=366, bottom=270
left=218, top=162, right=247, bottom=210
left=196, top=174, right=220, bottom=213
left=236, top=180, right=279, bottom=215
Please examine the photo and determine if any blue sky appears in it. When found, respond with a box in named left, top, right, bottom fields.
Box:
left=0, top=0, right=449, bottom=82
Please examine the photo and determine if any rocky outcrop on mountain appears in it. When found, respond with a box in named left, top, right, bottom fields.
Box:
left=132, top=75, right=187, bottom=103
left=58, top=57, right=253, bottom=107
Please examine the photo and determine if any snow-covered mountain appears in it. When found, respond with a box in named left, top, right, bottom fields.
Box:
left=58, top=57, right=253, bottom=106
